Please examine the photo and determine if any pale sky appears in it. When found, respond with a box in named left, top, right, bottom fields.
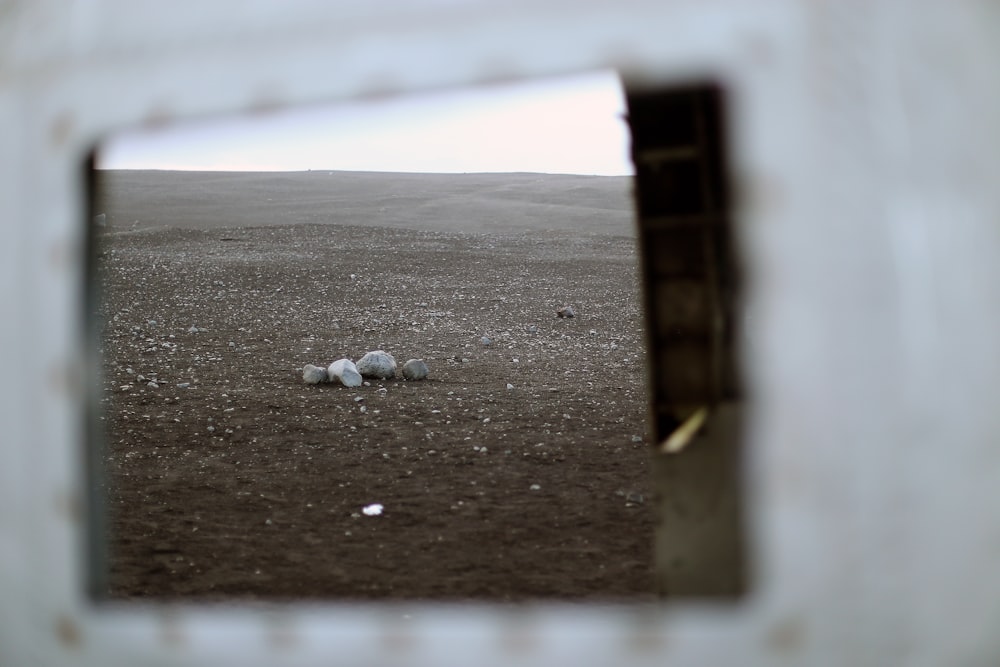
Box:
left=97, top=69, right=633, bottom=175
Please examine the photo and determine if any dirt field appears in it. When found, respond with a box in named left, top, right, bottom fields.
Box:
left=94, top=170, right=654, bottom=603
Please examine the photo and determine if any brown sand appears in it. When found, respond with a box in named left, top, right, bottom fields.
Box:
left=95, top=170, right=653, bottom=602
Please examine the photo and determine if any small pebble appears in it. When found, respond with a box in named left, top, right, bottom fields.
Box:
left=556, top=305, right=576, bottom=318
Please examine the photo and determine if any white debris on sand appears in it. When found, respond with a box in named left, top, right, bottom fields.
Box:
left=402, top=358, right=429, bottom=381
left=362, top=503, right=384, bottom=516
left=357, top=350, right=396, bottom=379
left=302, top=364, right=328, bottom=384
left=328, top=358, right=363, bottom=387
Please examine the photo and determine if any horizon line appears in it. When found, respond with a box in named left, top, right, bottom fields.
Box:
left=94, top=167, right=634, bottom=177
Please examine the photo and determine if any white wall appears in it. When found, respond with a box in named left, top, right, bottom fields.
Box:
left=3, top=1, right=1000, bottom=665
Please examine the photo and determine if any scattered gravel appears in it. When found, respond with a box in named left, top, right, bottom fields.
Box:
left=95, top=207, right=652, bottom=601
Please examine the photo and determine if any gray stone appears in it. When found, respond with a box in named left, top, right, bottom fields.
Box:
left=356, top=350, right=396, bottom=379
left=402, top=358, right=429, bottom=381
left=556, top=305, right=576, bottom=318
left=302, top=364, right=328, bottom=384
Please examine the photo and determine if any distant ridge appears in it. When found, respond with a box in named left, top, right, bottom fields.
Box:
left=95, top=170, right=635, bottom=236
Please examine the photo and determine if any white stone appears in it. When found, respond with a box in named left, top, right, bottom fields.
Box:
left=356, top=350, right=396, bottom=379
left=402, top=358, right=429, bottom=381
left=302, top=364, right=328, bottom=384
left=328, top=358, right=362, bottom=387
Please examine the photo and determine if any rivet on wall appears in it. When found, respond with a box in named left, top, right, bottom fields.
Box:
left=55, top=614, right=82, bottom=648
left=50, top=111, right=74, bottom=148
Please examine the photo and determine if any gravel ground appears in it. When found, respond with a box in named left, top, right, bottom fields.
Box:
left=95, top=171, right=653, bottom=602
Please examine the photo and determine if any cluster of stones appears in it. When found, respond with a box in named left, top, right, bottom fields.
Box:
left=302, top=350, right=429, bottom=386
